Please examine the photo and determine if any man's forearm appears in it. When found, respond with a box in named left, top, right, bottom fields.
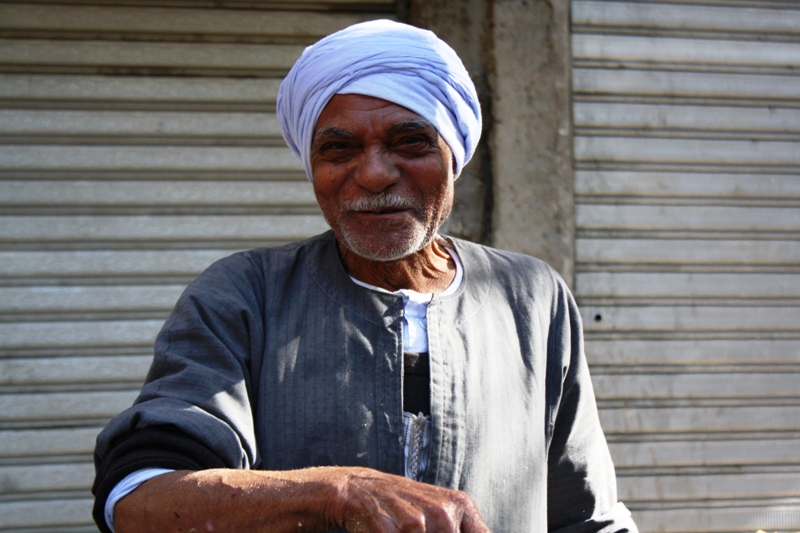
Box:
left=114, top=466, right=491, bottom=533
left=114, top=467, right=341, bottom=533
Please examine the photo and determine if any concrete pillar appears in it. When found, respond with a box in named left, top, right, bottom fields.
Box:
left=489, top=0, right=574, bottom=285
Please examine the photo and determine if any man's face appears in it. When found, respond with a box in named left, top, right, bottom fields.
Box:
left=310, top=94, right=455, bottom=262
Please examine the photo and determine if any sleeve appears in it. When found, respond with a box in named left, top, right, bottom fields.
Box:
left=104, top=468, right=174, bottom=532
left=545, top=278, right=639, bottom=533
left=91, top=252, right=266, bottom=532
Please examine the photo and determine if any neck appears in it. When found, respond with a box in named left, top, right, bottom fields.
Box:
left=339, top=235, right=456, bottom=293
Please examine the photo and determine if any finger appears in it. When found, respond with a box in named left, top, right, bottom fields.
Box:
left=349, top=491, right=456, bottom=533
left=344, top=491, right=423, bottom=533
left=458, top=498, right=492, bottom=533
left=461, top=510, right=492, bottom=533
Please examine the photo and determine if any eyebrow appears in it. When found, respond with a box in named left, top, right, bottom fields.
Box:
left=388, top=118, right=438, bottom=137
left=313, top=119, right=438, bottom=144
left=313, top=126, right=356, bottom=141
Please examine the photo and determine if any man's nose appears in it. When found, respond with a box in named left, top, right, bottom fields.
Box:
left=352, top=147, right=400, bottom=192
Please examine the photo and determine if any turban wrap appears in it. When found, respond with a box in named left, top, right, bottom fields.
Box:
left=277, top=19, right=482, bottom=181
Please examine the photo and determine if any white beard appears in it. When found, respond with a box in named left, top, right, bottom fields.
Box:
left=325, top=191, right=448, bottom=262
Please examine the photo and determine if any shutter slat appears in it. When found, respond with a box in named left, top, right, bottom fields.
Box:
left=0, top=355, right=151, bottom=385
left=581, top=305, right=800, bottom=332
left=0, top=215, right=329, bottom=242
left=599, top=405, right=800, bottom=434
left=572, top=0, right=800, bottom=33
left=586, top=339, right=800, bottom=366
left=0, top=390, right=138, bottom=422
left=575, top=171, right=800, bottom=199
left=574, top=68, right=800, bottom=100
left=0, top=462, right=94, bottom=493
left=574, top=102, right=800, bottom=132
left=576, top=272, right=800, bottom=298
left=0, top=427, right=102, bottom=458
left=0, top=498, right=94, bottom=528
left=0, top=73, right=281, bottom=103
left=0, top=4, right=378, bottom=38
left=573, top=34, right=800, bottom=67
left=609, top=438, right=800, bottom=468
left=0, top=181, right=316, bottom=206
left=576, top=204, right=800, bottom=232
left=0, top=38, right=304, bottom=72
left=0, top=145, right=301, bottom=170
left=576, top=238, right=800, bottom=265
left=0, top=250, right=234, bottom=277
left=629, top=505, right=800, bottom=533
left=0, top=109, right=281, bottom=136
left=617, top=472, right=800, bottom=502
left=592, top=372, right=800, bottom=400
left=0, top=320, right=163, bottom=349
left=0, top=285, right=185, bottom=313
left=575, top=136, right=800, bottom=165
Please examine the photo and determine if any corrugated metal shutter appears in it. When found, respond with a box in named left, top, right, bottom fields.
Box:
left=572, top=1, right=800, bottom=531
left=0, top=2, right=396, bottom=531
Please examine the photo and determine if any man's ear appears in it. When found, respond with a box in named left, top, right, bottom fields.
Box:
left=452, top=154, right=458, bottom=177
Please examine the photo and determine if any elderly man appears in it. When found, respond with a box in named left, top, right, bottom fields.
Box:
left=92, top=20, right=637, bottom=533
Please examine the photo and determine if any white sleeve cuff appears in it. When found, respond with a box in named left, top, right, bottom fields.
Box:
left=104, top=468, right=174, bottom=532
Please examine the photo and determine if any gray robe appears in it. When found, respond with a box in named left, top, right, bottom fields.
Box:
left=93, top=230, right=637, bottom=533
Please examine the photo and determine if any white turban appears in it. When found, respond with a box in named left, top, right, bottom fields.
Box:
left=277, top=19, right=482, bottom=181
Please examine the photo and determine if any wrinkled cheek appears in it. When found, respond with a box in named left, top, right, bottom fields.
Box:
left=310, top=163, right=344, bottom=195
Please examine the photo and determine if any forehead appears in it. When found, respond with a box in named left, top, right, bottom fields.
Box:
left=314, top=94, right=429, bottom=135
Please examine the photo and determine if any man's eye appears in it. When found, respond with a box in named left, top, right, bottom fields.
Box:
left=396, top=135, right=430, bottom=151
left=317, top=142, right=357, bottom=160
left=322, top=141, right=351, bottom=152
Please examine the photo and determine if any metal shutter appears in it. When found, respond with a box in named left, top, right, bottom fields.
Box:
left=572, top=1, right=800, bottom=531
left=0, top=2, right=397, bottom=531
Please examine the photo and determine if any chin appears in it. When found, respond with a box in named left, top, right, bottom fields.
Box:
left=336, top=224, right=434, bottom=262
left=340, top=234, right=427, bottom=262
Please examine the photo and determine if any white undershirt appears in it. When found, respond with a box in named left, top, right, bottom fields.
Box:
left=104, top=247, right=463, bottom=531
left=348, top=246, right=463, bottom=352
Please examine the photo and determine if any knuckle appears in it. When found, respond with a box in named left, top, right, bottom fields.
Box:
left=396, top=515, right=427, bottom=532
left=450, top=489, right=473, bottom=507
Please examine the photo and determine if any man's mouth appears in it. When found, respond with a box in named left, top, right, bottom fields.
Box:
left=345, top=193, right=417, bottom=215
left=362, top=206, right=407, bottom=214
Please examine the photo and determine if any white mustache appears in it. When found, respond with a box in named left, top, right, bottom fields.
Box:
left=344, top=193, right=419, bottom=213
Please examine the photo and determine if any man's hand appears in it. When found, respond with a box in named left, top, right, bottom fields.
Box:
left=114, top=466, right=491, bottom=533
left=328, top=467, right=491, bottom=532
